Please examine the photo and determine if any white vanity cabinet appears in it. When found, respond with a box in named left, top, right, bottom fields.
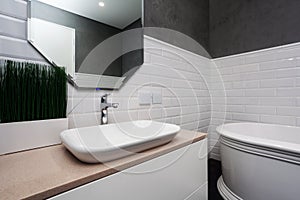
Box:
left=50, top=139, right=207, bottom=200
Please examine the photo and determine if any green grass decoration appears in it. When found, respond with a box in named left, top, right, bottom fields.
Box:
left=0, top=60, right=67, bottom=123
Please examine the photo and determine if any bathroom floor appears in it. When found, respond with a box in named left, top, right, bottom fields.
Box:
left=208, top=159, right=223, bottom=200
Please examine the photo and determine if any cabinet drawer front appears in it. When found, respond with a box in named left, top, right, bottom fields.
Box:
left=50, top=139, right=207, bottom=200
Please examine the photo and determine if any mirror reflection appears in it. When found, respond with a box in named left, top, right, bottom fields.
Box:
left=28, top=0, right=144, bottom=89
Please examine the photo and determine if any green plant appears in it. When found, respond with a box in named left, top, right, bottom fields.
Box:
left=0, top=60, right=67, bottom=123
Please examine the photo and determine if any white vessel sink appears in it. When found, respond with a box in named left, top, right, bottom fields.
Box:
left=60, top=120, right=180, bottom=163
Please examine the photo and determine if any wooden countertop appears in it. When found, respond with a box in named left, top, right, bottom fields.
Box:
left=0, top=129, right=206, bottom=200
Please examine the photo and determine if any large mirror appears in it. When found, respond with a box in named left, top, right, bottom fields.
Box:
left=28, top=0, right=144, bottom=89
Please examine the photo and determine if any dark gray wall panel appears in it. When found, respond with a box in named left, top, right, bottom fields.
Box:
left=210, top=0, right=300, bottom=58
left=144, top=0, right=210, bottom=58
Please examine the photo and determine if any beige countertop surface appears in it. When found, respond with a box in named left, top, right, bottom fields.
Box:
left=0, top=129, right=206, bottom=200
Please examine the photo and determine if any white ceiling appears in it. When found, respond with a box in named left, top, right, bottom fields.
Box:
left=37, top=0, right=142, bottom=29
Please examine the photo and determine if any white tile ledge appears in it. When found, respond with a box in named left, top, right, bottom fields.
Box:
left=213, top=42, right=300, bottom=61
left=0, top=118, right=68, bottom=155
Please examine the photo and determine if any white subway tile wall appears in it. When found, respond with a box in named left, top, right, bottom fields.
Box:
left=210, top=43, right=300, bottom=160
left=68, top=36, right=212, bottom=136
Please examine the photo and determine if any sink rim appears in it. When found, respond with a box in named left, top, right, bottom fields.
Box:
left=60, top=120, right=181, bottom=157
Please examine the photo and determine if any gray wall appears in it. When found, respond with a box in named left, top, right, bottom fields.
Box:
left=144, top=0, right=300, bottom=58
left=209, top=0, right=300, bottom=58
left=144, top=0, right=210, bottom=58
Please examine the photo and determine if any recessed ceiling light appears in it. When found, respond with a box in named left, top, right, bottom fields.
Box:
left=98, top=2, right=105, bottom=7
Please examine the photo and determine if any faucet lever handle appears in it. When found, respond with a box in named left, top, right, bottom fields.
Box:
left=111, top=103, right=119, bottom=108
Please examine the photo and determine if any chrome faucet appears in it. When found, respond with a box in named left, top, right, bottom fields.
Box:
left=100, top=94, right=119, bottom=125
